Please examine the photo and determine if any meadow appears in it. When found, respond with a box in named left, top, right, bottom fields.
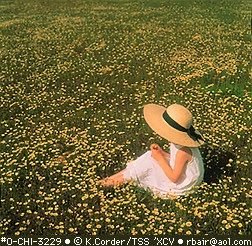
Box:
left=0, top=0, right=251, bottom=235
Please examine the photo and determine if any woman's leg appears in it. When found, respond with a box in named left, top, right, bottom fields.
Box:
left=99, top=150, right=154, bottom=187
left=98, top=169, right=127, bottom=186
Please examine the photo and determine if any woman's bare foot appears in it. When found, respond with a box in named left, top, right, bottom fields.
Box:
left=98, top=169, right=126, bottom=187
left=98, top=178, right=114, bottom=186
left=98, top=172, right=125, bottom=187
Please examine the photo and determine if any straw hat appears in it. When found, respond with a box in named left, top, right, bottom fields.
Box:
left=143, top=103, right=205, bottom=147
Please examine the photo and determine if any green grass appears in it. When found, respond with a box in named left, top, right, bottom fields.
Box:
left=0, top=0, right=251, bottom=236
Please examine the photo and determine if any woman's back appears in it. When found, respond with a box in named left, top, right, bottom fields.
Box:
left=169, top=143, right=204, bottom=194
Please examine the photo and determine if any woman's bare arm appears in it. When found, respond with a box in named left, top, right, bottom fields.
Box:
left=151, top=146, right=191, bottom=183
left=161, top=149, right=170, bottom=159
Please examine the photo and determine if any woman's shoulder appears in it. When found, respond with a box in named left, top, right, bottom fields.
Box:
left=172, top=143, right=193, bottom=162
left=180, top=146, right=192, bottom=154
left=172, top=143, right=192, bottom=152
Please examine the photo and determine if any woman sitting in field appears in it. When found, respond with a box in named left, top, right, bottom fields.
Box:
left=98, top=103, right=205, bottom=198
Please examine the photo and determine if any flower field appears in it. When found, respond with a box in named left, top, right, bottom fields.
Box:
left=0, top=0, right=251, bottom=235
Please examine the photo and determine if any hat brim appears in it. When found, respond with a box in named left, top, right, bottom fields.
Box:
left=143, top=104, right=205, bottom=147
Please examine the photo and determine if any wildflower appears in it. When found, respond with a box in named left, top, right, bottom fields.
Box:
left=225, top=224, right=231, bottom=229
left=185, top=221, right=192, bottom=227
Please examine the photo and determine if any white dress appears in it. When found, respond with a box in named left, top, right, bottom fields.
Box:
left=123, top=143, right=204, bottom=197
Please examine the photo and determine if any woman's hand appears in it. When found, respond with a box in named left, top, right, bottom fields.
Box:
left=150, top=143, right=166, bottom=163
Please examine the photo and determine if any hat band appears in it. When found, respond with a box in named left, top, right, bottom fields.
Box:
left=162, top=111, right=204, bottom=143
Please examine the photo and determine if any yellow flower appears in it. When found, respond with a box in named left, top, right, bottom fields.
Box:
left=86, top=224, right=92, bottom=229
left=225, top=224, right=231, bottom=229
left=232, top=219, right=239, bottom=224
left=178, top=228, right=183, bottom=233
left=186, top=221, right=192, bottom=227
left=238, top=223, right=243, bottom=228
